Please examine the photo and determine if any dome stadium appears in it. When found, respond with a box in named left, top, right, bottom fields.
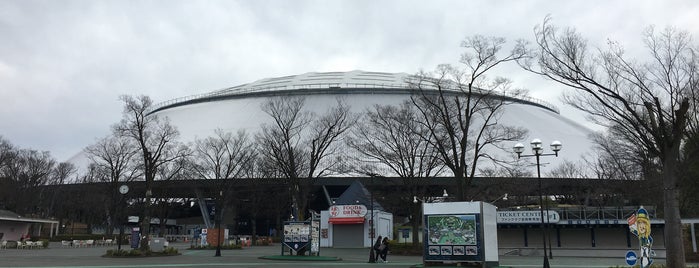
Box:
left=150, top=70, right=595, bottom=175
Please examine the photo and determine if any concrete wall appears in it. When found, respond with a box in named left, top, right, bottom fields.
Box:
left=0, top=221, right=30, bottom=241
left=498, top=225, right=666, bottom=250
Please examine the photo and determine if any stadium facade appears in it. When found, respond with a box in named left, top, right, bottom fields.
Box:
left=150, top=70, right=595, bottom=175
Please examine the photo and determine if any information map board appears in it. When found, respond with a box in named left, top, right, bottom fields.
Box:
left=283, top=221, right=310, bottom=253
left=425, top=214, right=481, bottom=261
left=421, top=202, right=498, bottom=267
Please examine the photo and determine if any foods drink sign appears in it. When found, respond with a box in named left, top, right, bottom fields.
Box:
left=329, top=205, right=367, bottom=218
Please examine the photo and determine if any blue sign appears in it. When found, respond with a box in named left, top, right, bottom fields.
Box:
left=130, top=227, right=141, bottom=249
left=625, top=250, right=637, bottom=266
left=401, top=229, right=410, bottom=239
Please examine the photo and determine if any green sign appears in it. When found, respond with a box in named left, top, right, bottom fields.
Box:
left=424, top=214, right=481, bottom=261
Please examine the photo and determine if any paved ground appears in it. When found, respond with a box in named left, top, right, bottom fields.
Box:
left=0, top=242, right=674, bottom=268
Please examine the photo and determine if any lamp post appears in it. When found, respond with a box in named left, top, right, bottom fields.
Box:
left=118, top=184, right=129, bottom=252
left=368, top=177, right=376, bottom=263
left=215, top=190, right=223, bottom=257
left=491, top=193, right=508, bottom=204
left=513, top=139, right=562, bottom=268
left=413, top=189, right=449, bottom=204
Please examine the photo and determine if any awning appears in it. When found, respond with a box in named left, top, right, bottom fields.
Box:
left=329, top=217, right=365, bottom=224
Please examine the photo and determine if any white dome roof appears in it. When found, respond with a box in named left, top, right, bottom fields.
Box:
left=151, top=70, right=559, bottom=114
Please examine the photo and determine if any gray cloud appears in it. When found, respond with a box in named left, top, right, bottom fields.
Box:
left=1, top=0, right=697, bottom=160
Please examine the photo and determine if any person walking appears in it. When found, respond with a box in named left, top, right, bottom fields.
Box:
left=373, top=236, right=383, bottom=262
left=379, top=237, right=390, bottom=263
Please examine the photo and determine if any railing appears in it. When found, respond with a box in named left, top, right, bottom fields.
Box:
left=150, top=81, right=560, bottom=115
left=508, top=206, right=655, bottom=221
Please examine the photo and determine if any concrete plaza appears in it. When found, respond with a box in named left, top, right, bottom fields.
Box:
left=0, top=242, right=674, bottom=268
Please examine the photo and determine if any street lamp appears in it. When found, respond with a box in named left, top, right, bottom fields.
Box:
left=118, top=184, right=129, bottom=252
left=413, top=189, right=450, bottom=204
left=215, top=190, right=223, bottom=257
left=368, top=178, right=376, bottom=263
left=491, top=193, right=509, bottom=204
left=513, top=139, right=562, bottom=268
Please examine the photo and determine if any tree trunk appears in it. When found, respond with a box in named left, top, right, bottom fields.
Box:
left=663, top=155, right=686, bottom=267
left=251, top=218, right=257, bottom=246
left=140, top=189, right=152, bottom=251
left=412, top=205, right=421, bottom=249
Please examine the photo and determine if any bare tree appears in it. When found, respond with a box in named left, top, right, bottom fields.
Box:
left=349, top=101, right=444, bottom=178
left=0, top=136, right=13, bottom=169
left=85, top=135, right=139, bottom=235
left=0, top=136, right=15, bottom=210
left=114, top=95, right=186, bottom=250
left=152, top=153, right=189, bottom=237
left=44, top=162, right=77, bottom=218
left=584, top=130, right=646, bottom=181
left=521, top=17, right=698, bottom=266
left=347, top=100, right=443, bottom=247
left=545, top=160, right=588, bottom=179
left=1, top=149, right=56, bottom=215
left=256, top=96, right=355, bottom=221
left=191, top=129, right=255, bottom=253
left=409, top=35, right=529, bottom=201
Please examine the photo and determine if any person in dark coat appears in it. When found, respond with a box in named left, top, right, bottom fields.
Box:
left=373, top=236, right=383, bottom=261
left=379, top=237, right=390, bottom=262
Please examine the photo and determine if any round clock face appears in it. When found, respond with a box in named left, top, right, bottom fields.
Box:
left=119, top=185, right=129, bottom=194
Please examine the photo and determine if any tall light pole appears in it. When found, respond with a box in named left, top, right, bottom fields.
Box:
left=368, top=177, right=376, bottom=263
left=215, top=190, right=223, bottom=257
left=513, top=139, right=562, bottom=268
left=118, top=184, right=129, bottom=252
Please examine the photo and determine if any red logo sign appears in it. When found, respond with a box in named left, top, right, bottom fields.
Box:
left=328, top=205, right=367, bottom=218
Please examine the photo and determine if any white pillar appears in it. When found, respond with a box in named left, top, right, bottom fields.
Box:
left=691, top=223, right=697, bottom=253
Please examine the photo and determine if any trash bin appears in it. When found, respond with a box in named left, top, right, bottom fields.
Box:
left=151, top=237, right=165, bottom=252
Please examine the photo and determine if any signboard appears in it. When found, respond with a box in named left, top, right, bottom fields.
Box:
left=401, top=228, right=410, bottom=239
left=130, top=227, right=140, bottom=249
left=283, top=221, right=311, bottom=252
left=200, top=228, right=208, bottom=246
left=424, top=214, right=481, bottom=262
left=625, top=250, right=638, bottom=266
left=628, top=206, right=653, bottom=268
left=496, top=210, right=559, bottom=224
left=311, top=220, right=320, bottom=253
left=329, top=205, right=367, bottom=218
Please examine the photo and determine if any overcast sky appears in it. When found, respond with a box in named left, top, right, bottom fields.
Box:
left=1, top=0, right=698, bottom=161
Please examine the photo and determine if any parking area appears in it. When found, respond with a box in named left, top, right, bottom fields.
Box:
left=0, top=242, right=677, bottom=268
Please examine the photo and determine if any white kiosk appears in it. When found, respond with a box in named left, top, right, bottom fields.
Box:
left=422, top=201, right=498, bottom=267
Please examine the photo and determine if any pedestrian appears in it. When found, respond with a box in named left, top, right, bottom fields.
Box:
left=379, top=237, right=390, bottom=263
left=373, top=235, right=383, bottom=261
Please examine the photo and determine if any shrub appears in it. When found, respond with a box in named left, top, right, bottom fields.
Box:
left=389, top=242, right=423, bottom=256
left=163, top=247, right=179, bottom=255
left=189, top=244, right=242, bottom=250
left=105, top=249, right=130, bottom=257
left=51, top=234, right=110, bottom=242
left=104, top=248, right=179, bottom=257
left=39, top=239, right=50, bottom=248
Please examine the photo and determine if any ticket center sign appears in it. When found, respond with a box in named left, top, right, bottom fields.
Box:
left=496, top=210, right=560, bottom=224
left=329, top=205, right=367, bottom=224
